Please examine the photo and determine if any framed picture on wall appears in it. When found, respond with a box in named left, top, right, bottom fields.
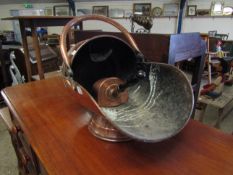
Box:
left=163, top=3, right=179, bottom=16
left=109, top=9, right=125, bottom=18
left=133, top=3, right=151, bottom=16
left=53, top=5, right=71, bottom=16
left=211, top=1, right=224, bottom=16
left=187, top=5, right=197, bottom=16
left=44, top=7, right=53, bottom=16
left=92, top=6, right=109, bottom=16
left=77, top=9, right=91, bottom=16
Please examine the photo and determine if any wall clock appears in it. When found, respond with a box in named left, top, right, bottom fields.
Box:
left=151, top=7, right=162, bottom=17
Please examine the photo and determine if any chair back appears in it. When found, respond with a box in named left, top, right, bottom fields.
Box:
left=208, top=30, right=217, bottom=37
left=168, top=33, right=206, bottom=117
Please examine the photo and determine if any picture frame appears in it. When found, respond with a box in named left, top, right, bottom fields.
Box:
left=53, top=5, right=71, bottom=16
left=133, top=3, right=151, bottom=16
left=163, top=3, right=179, bottom=17
left=92, top=6, right=109, bottom=17
left=77, top=9, right=91, bottom=16
left=211, top=1, right=224, bottom=16
left=187, top=5, right=197, bottom=16
left=109, top=9, right=125, bottom=19
left=44, top=7, right=53, bottom=16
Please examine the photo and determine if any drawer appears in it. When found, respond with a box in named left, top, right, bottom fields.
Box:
left=18, top=147, right=38, bottom=175
left=9, top=128, right=39, bottom=175
left=18, top=132, right=39, bottom=168
left=8, top=112, right=40, bottom=175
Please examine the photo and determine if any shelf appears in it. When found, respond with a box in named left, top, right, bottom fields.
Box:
left=185, top=15, right=233, bottom=18
left=153, top=16, right=177, bottom=18
left=114, top=16, right=177, bottom=20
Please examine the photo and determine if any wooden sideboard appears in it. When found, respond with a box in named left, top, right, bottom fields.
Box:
left=74, top=30, right=171, bottom=63
left=1, top=77, right=233, bottom=175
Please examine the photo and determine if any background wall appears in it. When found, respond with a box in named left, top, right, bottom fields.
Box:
left=0, top=0, right=232, bottom=39
left=184, top=0, right=233, bottom=39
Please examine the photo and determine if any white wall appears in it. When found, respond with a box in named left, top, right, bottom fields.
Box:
left=0, top=3, right=66, bottom=34
left=75, top=0, right=178, bottom=34
left=183, top=0, right=233, bottom=39
left=0, top=0, right=178, bottom=35
left=0, top=0, right=233, bottom=39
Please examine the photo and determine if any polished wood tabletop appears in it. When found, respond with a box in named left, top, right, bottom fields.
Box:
left=2, top=77, right=233, bottom=175
left=2, top=16, right=75, bottom=27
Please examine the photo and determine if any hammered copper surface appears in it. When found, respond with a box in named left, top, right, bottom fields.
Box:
left=93, top=77, right=128, bottom=107
left=88, top=113, right=131, bottom=142
left=60, top=15, right=194, bottom=142
left=101, top=63, right=193, bottom=142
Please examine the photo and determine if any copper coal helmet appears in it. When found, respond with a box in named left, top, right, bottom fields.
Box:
left=60, top=15, right=193, bottom=142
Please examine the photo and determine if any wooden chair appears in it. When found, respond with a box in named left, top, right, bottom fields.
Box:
left=207, top=36, right=232, bottom=83
left=215, top=33, right=229, bottom=41
left=168, top=33, right=206, bottom=118
left=208, top=30, right=217, bottom=37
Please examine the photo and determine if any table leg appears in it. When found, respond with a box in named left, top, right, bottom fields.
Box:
left=214, top=105, right=233, bottom=128
left=19, top=20, right=32, bottom=82
left=208, top=54, right=212, bottom=84
left=0, top=44, right=8, bottom=86
left=214, top=108, right=224, bottom=128
left=31, top=26, right=44, bottom=80
left=198, top=103, right=207, bottom=122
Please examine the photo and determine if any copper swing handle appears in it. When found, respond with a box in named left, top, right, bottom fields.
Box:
left=60, top=15, right=141, bottom=68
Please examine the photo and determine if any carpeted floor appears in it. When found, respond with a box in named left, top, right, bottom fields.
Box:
left=0, top=108, right=18, bottom=175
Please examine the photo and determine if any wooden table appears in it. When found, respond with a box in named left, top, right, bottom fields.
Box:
left=198, top=85, right=233, bottom=128
left=1, top=16, right=78, bottom=81
left=1, top=77, right=233, bottom=175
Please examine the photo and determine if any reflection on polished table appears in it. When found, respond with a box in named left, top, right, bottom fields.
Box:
left=1, top=16, right=80, bottom=81
left=1, top=77, right=233, bottom=175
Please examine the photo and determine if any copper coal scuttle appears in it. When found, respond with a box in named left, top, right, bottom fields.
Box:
left=60, top=15, right=193, bottom=142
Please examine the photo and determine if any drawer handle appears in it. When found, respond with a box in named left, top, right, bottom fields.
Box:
left=19, top=148, right=30, bottom=166
left=11, top=125, right=21, bottom=135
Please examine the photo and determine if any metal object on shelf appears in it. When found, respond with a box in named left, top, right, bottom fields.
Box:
left=60, top=15, right=193, bottom=142
left=131, top=15, right=153, bottom=31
